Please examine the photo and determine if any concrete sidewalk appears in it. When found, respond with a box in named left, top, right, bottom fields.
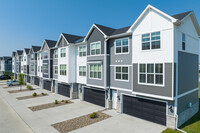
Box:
left=0, top=94, right=33, bottom=133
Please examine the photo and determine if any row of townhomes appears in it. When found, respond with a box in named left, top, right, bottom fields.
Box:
left=0, top=56, right=12, bottom=75
left=10, top=5, right=200, bottom=129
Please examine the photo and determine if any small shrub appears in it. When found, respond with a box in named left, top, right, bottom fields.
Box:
left=41, top=92, right=47, bottom=96
left=65, top=100, right=69, bottom=103
left=61, top=99, right=65, bottom=102
left=89, top=112, right=97, bottom=119
left=55, top=100, right=59, bottom=104
left=27, top=85, right=33, bottom=90
left=32, top=92, right=37, bottom=97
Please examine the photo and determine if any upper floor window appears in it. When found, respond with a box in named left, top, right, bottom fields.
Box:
left=90, top=42, right=101, bottom=55
left=60, top=64, right=67, bottom=75
left=38, top=66, right=40, bottom=72
left=41, top=53, right=43, bottom=59
left=60, top=48, right=66, bottom=57
left=54, top=50, right=58, bottom=58
left=89, top=64, right=101, bottom=79
left=115, top=38, right=129, bottom=54
left=43, top=63, right=48, bottom=74
left=31, top=64, right=34, bottom=71
left=115, top=66, right=128, bottom=81
left=54, top=66, right=58, bottom=75
left=79, top=46, right=86, bottom=57
left=31, top=54, right=34, bottom=60
left=142, top=31, right=160, bottom=50
left=182, top=33, right=186, bottom=50
left=24, top=56, right=26, bottom=61
left=79, top=66, right=86, bottom=76
left=43, top=51, right=48, bottom=59
left=41, top=66, right=42, bottom=72
left=139, top=63, right=163, bottom=85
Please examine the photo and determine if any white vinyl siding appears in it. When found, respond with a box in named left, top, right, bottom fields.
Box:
left=60, top=64, right=67, bottom=75
left=142, top=31, right=160, bottom=50
left=90, top=42, right=101, bottom=55
left=139, top=63, right=163, bottom=85
left=89, top=64, right=101, bottom=79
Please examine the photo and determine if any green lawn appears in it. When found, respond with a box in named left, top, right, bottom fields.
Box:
left=162, top=83, right=200, bottom=133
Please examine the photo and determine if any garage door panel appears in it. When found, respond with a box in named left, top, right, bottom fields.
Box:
left=58, top=84, right=70, bottom=97
left=84, top=88, right=105, bottom=107
left=123, top=95, right=166, bottom=126
left=44, top=80, right=51, bottom=91
left=34, top=77, right=39, bottom=86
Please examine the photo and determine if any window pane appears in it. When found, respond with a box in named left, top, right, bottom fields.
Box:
left=122, top=67, right=128, bottom=73
left=79, top=71, right=82, bottom=76
left=98, top=64, right=101, bottom=71
left=94, top=64, right=98, bottom=71
left=182, top=33, right=185, bottom=42
left=122, top=74, right=128, bottom=80
left=155, top=64, right=163, bottom=73
left=96, top=43, right=100, bottom=49
left=91, top=50, right=95, bottom=55
left=142, top=33, right=150, bottom=42
left=83, top=66, right=86, bottom=71
left=152, top=41, right=160, bottom=49
left=140, top=64, right=146, bottom=73
left=91, top=44, right=96, bottom=49
left=79, top=66, right=83, bottom=71
left=123, top=46, right=128, bottom=53
left=139, top=74, right=146, bottom=83
left=142, top=42, right=150, bottom=50
left=116, top=47, right=121, bottom=53
left=79, top=47, right=83, bottom=52
left=147, top=74, right=154, bottom=83
left=116, top=67, right=121, bottom=72
left=116, top=40, right=121, bottom=47
left=83, top=72, right=86, bottom=76
left=122, top=39, right=128, bottom=46
left=98, top=72, right=101, bottom=78
left=156, top=75, right=163, bottom=84
left=94, top=72, right=98, bottom=78
left=116, top=73, right=121, bottom=79
left=182, top=42, right=185, bottom=50
left=90, top=72, right=93, bottom=78
left=90, top=65, right=94, bottom=71
left=83, top=46, right=86, bottom=52
left=147, top=64, right=154, bottom=73
left=83, top=52, right=86, bottom=56
left=96, top=49, right=100, bottom=54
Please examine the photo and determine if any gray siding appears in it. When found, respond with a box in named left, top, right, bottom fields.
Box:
left=58, top=37, right=67, bottom=48
left=87, top=56, right=104, bottom=87
left=53, top=49, right=58, bottom=79
left=177, top=90, right=198, bottom=114
left=87, top=28, right=105, bottom=55
left=133, top=63, right=173, bottom=97
left=178, top=51, right=198, bottom=95
left=43, top=60, right=49, bottom=78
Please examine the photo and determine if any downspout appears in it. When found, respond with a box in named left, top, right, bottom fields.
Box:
left=104, top=37, right=109, bottom=108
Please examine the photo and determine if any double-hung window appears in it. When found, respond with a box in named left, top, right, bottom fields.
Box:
left=139, top=63, right=163, bottom=85
left=115, top=38, right=129, bottom=54
left=60, top=48, right=66, bottom=57
left=54, top=50, right=58, bottom=58
left=115, top=66, right=128, bottom=81
left=182, top=33, right=186, bottom=50
left=142, top=31, right=160, bottom=50
left=90, top=42, right=101, bottom=55
left=38, top=66, right=40, bottom=72
left=54, top=66, right=58, bottom=75
left=37, top=54, right=40, bottom=60
left=79, top=46, right=86, bottom=56
left=31, top=54, right=34, bottom=60
left=79, top=66, right=86, bottom=76
left=60, top=64, right=67, bottom=75
left=89, top=64, right=101, bottom=79
left=44, top=51, right=48, bottom=59
left=24, top=56, right=26, bottom=61
left=43, top=63, right=48, bottom=74
left=31, top=64, right=34, bottom=71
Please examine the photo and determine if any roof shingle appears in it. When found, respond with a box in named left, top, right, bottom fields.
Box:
left=32, top=46, right=41, bottom=53
left=171, top=11, right=192, bottom=20
left=62, top=33, right=84, bottom=43
left=45, top=40, right=57, bottom=48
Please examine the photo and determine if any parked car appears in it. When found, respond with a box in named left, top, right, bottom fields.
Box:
left=0, top=75, right=11, bottom=80
left=7, top=80, right=19, bottom=86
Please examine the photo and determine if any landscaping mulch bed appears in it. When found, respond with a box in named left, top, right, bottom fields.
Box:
left=16, top=94, right=48, bottom=100
left=28, top=100, right=73, bottom=111
left=8, top=89, right=34, bottom=93
left=52, top=111, right=111, bottom=133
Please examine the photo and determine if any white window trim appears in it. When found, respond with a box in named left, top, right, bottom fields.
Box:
left=78, top=45, right=87, bottom=57
left=90, top=41, right=101, bottom=56
left=141, top=31, right=161, bottom=51
left=114, top=66, right=129, bottom=82
left=114, top=37, right=129, bottom=55
left=60, top=64, right=67, bottom=76
left=138, top=63, right=165, bottom=87
left=79, top=66, right=87, bottom=77
left=89, top=63, right=102, bottom=80
left=60, top=48, right=66, bottom=58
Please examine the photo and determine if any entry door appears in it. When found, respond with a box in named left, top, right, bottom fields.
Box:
left=112, top=90, right=118, bottom=109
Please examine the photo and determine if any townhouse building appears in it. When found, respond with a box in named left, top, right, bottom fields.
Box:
left=9, top=4, right=200, bottom=129
left=0, top=56, right=12, bottom=75
left=28, top=46, right=41, bottom=84
left=21, top=48, right=30, bottom=82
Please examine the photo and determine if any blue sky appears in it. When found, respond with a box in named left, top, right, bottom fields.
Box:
left=0, top=0, right=199, bottom=57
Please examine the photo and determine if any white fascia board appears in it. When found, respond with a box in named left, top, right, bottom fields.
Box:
left=127, top=4, right=178, bottom=32
left=83, top=24, right=107, bottom=42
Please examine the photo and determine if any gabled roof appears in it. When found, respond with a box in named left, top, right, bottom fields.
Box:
left=16, top=50, right=23, bottom=56
left=111, top=26, right=131, bottom=36
left=30, top=46, right=41, bottom=53
left=24, top=48, right=30, bottom=54
left=171, top=11, right=192, bottom=20
left=45, top=40, right=57, bottom=48
left=12, top=52, right=16, bottom=57
left=62, top=33, right=84, bottom=43
left=95, top=24, right=116, bottom=36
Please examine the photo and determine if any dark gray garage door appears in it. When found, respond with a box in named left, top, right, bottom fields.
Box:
left=43, top=80, right=51, bottom=91
left=34, top=77, right=40, bottom=86
left=27, top=76, right=30, bottom=83
left=58, top=83, right=70, bottom=97
left=84, top=87, right=105, bottom=107
left=123, top=95, right=166, bottom=125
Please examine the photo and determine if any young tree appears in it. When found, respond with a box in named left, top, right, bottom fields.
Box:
left=3, top=71, right=7, bottom=76
left=9, top=72, right=14, bottom=80
left=18, top=73, right=24, bottom=91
